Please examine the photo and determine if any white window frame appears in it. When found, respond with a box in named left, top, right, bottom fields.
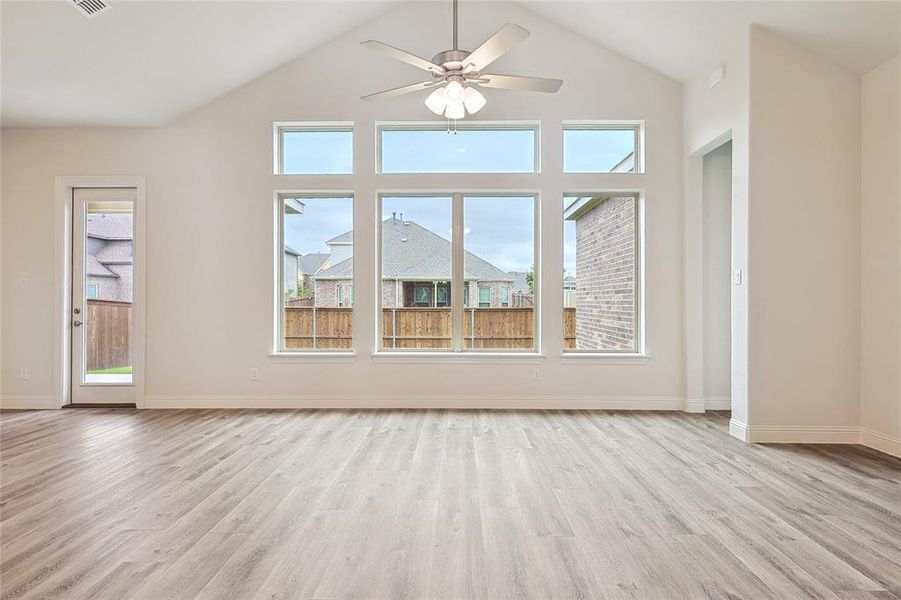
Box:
left=562, top=120, right=645, bottom=174
left=273, top=190, right=355, bottom=356
left=376, top=191, right=540, bottom=354
left=562, top=191, right=645, bottom=356
left=273, top=121, right=354, bottom=175
left=375, top=121, right=541, bottom=175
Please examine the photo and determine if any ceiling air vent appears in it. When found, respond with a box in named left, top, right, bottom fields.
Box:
left=70, top=0, right=110, bottom=18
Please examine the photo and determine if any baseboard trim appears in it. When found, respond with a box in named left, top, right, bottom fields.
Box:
left=0, top=396, right=55, bottom=410
left=142, top=394, right=685, bottom=410
left=684, top=398, right=705, bottom=413
left=859, top=428, right=901, bottom=458
left=729, top=419, right=749, bottom=441
left=747, top=424, right=860, bottom=444
left=704, top=396, right=732, bottom=410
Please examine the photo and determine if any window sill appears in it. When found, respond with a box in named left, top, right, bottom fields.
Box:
left=371, top=352, right=545, bottom=364
left=269, top=352, right=357, bottom=364
left=560, top=353, right=650, bottom=365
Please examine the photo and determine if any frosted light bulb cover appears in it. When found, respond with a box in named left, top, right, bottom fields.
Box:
left=463, top=86, right=486, bottom=114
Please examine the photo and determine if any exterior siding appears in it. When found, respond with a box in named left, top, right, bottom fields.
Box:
left=574, top=196, right=636, bottom=351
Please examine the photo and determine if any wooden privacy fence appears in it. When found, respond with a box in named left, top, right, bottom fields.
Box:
left=285, top=307, right=577, bottom=350
left=86, top=299, right=132, bottom=370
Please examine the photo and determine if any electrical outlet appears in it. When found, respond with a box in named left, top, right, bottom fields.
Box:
left=531, top=368, right=541, bottom=382
left=249, top=368, right=259, bottom=382
left=19, top=367, right=28, bottom=380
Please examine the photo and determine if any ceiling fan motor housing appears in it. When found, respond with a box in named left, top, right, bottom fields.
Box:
left=432, top=49, right=471, bottom=74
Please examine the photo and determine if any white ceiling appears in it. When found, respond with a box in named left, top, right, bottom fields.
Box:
left=2, top=0, right=898, bottom=127
left=0, top=0, right=400, bottom=127
left=524, top=0, right=900, bottom=81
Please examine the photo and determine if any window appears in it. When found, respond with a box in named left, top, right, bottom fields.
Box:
left=381, top=196, right=452, bottom=350
left=378, top=194, right=537, bottom=352
left=86, top=282, right=99, bottom=300
left=478, top=287, right=490, bottom=308
left=275, top=123, right=353, bottom=174
left=465, top=196, right=535, bottom=350
left=563, top=123, right=642, bottom=173
left=563, top=193, right=642, bottom=353
left=277, top=194, right=353, bottom=352
left=378, top=123, right=538, bottom=174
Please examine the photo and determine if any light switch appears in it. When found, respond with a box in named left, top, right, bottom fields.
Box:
left=18, top=278, right=28, bottom=290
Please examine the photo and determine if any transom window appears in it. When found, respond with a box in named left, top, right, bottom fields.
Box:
left=378, top=122, right=539, bottom=174
left=275, top=122, right=353, bottom=175
left=563, top=122, right=643, bottom=173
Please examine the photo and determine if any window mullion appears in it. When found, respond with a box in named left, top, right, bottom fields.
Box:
left=452, top=193, right=464, bottom=352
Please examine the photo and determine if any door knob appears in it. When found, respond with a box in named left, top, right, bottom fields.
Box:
left=73, top=320, right=83, bottom=327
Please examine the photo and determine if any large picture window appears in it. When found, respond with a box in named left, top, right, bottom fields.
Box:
left=378, top=122, right=538, bottom=174
left=563, top=193, right=642, bottom=353
left=379, top=194, right=537, bottom=352
left=278, top=194, right=353, bottom=352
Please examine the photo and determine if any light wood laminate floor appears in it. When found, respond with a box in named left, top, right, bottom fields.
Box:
left=1, top=409, right=899, bottom=599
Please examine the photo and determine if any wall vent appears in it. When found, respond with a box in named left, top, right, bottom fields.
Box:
left=70, top=0, right=110, bottom=18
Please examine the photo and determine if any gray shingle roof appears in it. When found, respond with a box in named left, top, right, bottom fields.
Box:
left=87, top=255, right=118, bottom=278
left=507, top=271, right=531, bottom=294
left=284, top=245, right=301, bottom=257
left=298, top=253, right=329, bottom=274
left=86, top=214, right=132, bottom=240
left=316, top=219, right=513, bottom=282
left=325, top=231, right=353, bottom=245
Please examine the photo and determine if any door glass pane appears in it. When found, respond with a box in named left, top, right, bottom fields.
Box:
left=83, top=200, right=134, bottom=384
left=463, top=196, right=535, bottom=350
left=281, top=196, right=353, bottom=351
left=380, top=197, right=452, bottom=350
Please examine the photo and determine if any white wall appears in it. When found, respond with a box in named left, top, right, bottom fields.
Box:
left=747, top=27, right=861, bottom=431
left=1, top=1, right=686, bottom=409
left=682, top=31, right=750, bottom=423
left=702, top=141, right=732, bottom=406
left=860, top=55, right=901, bottom=452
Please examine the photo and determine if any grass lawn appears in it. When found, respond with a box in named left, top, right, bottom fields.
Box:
left=86, top=366, right=133, bottom=375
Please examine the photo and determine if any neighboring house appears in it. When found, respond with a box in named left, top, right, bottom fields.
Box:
left=86, top=213, right=133, bottom=302
left=564, top=194, right=636, bottom=351
left=284, top=245, right=301, bottom=296
left=312, top=216, right=515, bottom=308
left=298, top=252, right=329, bottom=292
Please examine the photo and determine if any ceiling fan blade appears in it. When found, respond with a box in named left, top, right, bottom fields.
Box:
left=476, top=74, right=563, bottom=93
left=361, top=40, right=445, bottom=75
left=462, top=24, right=530, bottom=73
left=361, top=81, right=441, bottom=102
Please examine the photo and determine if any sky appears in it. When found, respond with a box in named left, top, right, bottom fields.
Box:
left=283, top=128, right=633, bottom=276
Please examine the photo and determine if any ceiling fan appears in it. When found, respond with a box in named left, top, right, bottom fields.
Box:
left=360, top=0, right=563, bottom=119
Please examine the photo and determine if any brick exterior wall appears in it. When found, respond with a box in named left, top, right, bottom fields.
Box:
left=574, top=196, right=636, bottom=351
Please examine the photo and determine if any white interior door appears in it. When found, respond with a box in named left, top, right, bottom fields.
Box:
left=71, top=188, right=137, bottom=404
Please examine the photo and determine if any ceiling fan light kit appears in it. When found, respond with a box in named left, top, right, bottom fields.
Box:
left=361, top=0, right=562, bottom=121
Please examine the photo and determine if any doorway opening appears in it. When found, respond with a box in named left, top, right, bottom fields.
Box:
left=702, top=141, right=733, bottom=412
left=70, top=187, right=138, bottom=405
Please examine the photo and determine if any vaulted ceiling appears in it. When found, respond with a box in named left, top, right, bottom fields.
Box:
left=1, top=0, right=898, bottom=127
